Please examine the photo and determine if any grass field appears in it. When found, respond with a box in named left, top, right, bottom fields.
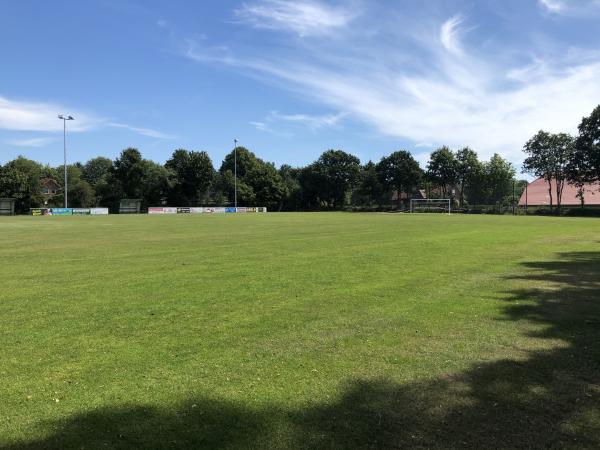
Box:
left=1, top=213, right=599, bottom=449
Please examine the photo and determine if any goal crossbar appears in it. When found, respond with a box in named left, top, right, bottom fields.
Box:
left=410, top=198, right=451, bottom=214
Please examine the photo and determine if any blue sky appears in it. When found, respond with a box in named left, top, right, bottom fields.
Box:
left=1, top=0, right=600, bottom=171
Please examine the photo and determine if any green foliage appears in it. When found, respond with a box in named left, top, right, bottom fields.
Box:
left=426, top=146, right=458, bottom=198
left=574, top=104, right=600, bottom=183
left=83, top=157, right=113, bottom=186
left=219, top=147, right=284, bottom=208
left=309, top=149, right=361, bottom=208
left=354, top=161, right=384, bottom=206
left=0, top=156, right=44, bottom=212
left=523, top=130, right=575, bottom=210
left=278, top=165, right=303, bottom=211
left=456, top=147, right=482, bottom=206
left=166, top=149, right=214, bottom=206
left=377, top=151, right=422, bottom=206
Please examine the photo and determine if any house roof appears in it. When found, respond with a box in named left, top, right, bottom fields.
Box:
left=40, top=178, right=61, bottom=189
left=518, top=178, right=600, bottom=206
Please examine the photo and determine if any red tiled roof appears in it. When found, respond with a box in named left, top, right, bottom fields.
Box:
left=518, top=178, right=600, bottom=206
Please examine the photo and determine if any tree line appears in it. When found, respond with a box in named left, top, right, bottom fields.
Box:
left=0, top=146, right=518, bottom=214
left=1, top=104, right=598, bottom=214
left=522, top=105, right=600, bottom=210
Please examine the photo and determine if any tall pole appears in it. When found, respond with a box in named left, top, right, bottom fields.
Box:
left=525, top=181, right=528, bottom=215
left=512, top=179, right=516, bottom=215
left=58, top=115, right=74, bottom=208
left=234, top=139, right=238, bottom=209
left=63, top=118, right=67, bottom=208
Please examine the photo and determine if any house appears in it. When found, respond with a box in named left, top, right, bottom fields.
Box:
left=40, top=178, right=61, bottom=199
left=518, top=178, right=600, bottom=207
left=391, top=189, right=427, bottom=202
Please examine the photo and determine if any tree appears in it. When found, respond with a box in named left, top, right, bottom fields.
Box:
left=355, top=161, right=384, bottom=206
left=69, top=180, right=95, bottom=207
left=279, top=165, right=303, bottom=211
left=245, top=162, right=285, bottom=209
left=485, top=154, right=515, bottom=206
left=112, top=148, right=145, bottom=199
left=0, top=156, right=44, bottom=212
left=141, top=161, right=171, bottom=207
left=426, top=147, right=458, bottom=198
left=83, top=157, right=113, bottom=186
left=522, top=131, right=575, bottom=211
left=573, top=104, right=600, bottom=183
left=219, top=147, right=284, bottom=208
left=311, top=150, right=361, bottom=208
left=166, top=149, right=214, bottom=205
left=455, top=147, right=482, bottom=207
left=376, top=151, right=422, bottom=208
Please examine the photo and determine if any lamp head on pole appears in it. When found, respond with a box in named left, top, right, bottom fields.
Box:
left=58, top=115, right=75, bottom=121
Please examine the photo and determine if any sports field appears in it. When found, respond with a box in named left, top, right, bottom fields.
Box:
left=1, top=213, right=599, bottom=449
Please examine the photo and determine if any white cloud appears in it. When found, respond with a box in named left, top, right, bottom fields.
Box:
left=249, top=110, right=345, bottom=136
left=235, top=0, right=357, bottom=36
left=440, top=15, right=464, bottom=55
left=0, top=96, right=101, bottom=132
left=268, top=110, right=346, bottom=130
left=538, top=0, right=565, bottom=13
left=0, top=95, right=174, bottom=140
left=538, top=0, right=600, bottom=15
left=107, top=122, right=176, bottom=139
left=184, top=3, right=600, bottom=164
left=7, top=137, right=56, bottom=148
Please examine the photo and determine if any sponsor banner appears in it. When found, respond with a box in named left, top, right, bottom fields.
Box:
left=51, top=208, right=73, bottom=215
left=257, top=207, right=267, bottom=213
left=72, top=208, right=90, bottom=215
left=225, top=207, right=236, bottom=213
left=148, top=207, right=165, bottom=214
left=236, top=207, right=247, bottom=213
left=177, top=207, right=191, bottom=214
left=203, top=207, right=215, bottom=213
left=31, top=208, right=51, bottom=216
left=246, top=207, right=257, bottom=213
left=163, top=207, right=178, bottom=214
left=190, top=207, right=203, bottom=214
left=213, top=207, right=226, bottom=213
left=89, top=208, right=109, bottom=215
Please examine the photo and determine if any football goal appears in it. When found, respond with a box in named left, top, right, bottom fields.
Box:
left=410, top=199, right=451, bottom=214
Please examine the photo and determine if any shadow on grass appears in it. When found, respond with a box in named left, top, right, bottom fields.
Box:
left=4, top=252, right=600, bottom=449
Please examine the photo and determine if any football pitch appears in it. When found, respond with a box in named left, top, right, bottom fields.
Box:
left=1, top=213, right=599, bottom=449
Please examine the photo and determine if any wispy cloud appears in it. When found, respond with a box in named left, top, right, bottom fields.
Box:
left=538, top=0, right=565, bottom=13
left=440, top=15, right=464, bottom=55
left=107, top=122, right=176, bottom=139
left=250, top=110, right=344, bottom=136
left=184, top=8, right=600, bottom=163
left=266, top=110, right=345, bottom=130
left=7, top=137, right=57, bottom=147
left=0, top=96, right=101, bottom=132
left=0, top=95, right=174, bottom=139
left=538, top=0, right=600, bottom=15
left=234, top=0, right=358, bottom=37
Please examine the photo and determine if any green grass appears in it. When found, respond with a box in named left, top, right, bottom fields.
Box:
left=1, top=213, right=599, bottom=449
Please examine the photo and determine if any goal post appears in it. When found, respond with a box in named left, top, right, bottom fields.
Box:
left=410, top=198, right=451, bottom=214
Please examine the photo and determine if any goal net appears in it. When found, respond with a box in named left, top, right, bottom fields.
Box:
left=410, top=199, right=451, bottom=214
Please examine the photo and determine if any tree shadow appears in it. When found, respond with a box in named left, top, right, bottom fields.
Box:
left=4, top=252, right=600, bottom=449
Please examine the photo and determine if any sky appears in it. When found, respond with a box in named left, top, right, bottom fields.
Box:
left=1, top=0, right=600, bottom=172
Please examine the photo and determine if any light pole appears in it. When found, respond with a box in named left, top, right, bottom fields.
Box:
left=58, top=115, right=74, bottom=208
left=234, top=139, right=238, bottom=209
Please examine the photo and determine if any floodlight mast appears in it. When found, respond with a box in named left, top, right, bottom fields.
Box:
left=234, top=139, right=238, bottom=209
left=58, top=115, right=75, bottom=208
